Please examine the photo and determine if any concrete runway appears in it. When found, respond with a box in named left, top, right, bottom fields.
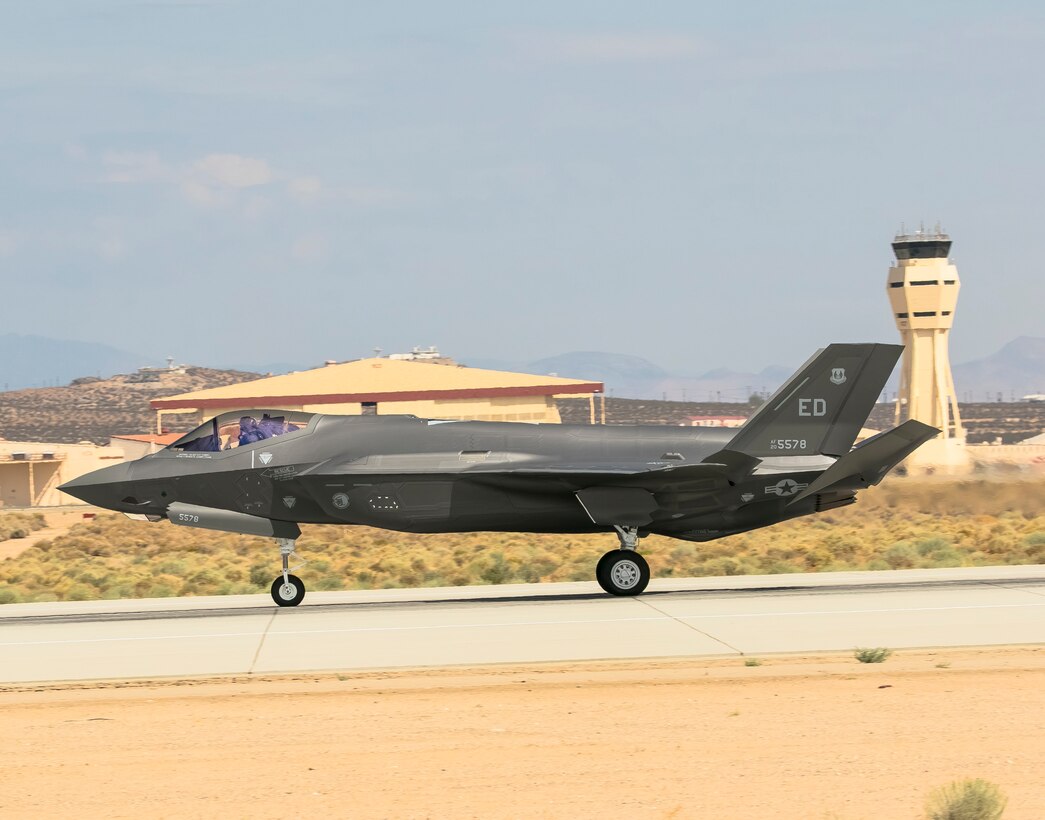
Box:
left=1, top=565, right=1042, bottom=684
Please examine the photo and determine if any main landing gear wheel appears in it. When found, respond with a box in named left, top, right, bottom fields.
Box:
left=271, top=574, right=306, bottom=607
left=596, top=550, right=650, bottom=596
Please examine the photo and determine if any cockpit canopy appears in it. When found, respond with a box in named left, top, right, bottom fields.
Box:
left=167, top=410, right=316, bottom=453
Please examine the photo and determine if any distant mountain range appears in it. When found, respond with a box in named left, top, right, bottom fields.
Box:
left=952, top=337, right=1045, bottom=400
left=466, top=352, right=792, bottom=402
left=0, top=334, right=160, bottom=391
left=1, top=334, right=1042, bottom=401
left=469, top=338, right=1045, bottom=401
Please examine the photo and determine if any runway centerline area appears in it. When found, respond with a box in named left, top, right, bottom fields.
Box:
left=1, top=566, right=1042, bottom=684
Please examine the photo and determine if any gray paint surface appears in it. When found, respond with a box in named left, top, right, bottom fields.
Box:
left=1, top=566, right=1041, bottom=684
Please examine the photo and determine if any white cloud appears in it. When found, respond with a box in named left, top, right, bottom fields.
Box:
left=97, top=236, right=127, bottom=261
left=0, top=230, right=18, bottom=257
left=63, top=143, right=88, bottom=161
left=515, top=32, right=706, bottom=64
left=93, top=218, right=128, bottom=261
left=242, top=195, right=274, bottom=221
left=287, top=176, right=323, bottom=200
left=101, top=150, right=287, bottom=210
left=101, top=151, right=169, bottom=184
left=193, top=153, right=272, bottom=188
left=179, top=178, right=221, bottom=206
left=342, top=186, right=419, bottom=206
left=291, top=233, right=328, bottom=262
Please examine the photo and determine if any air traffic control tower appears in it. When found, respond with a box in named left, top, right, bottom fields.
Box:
left=887, top=226, right=970, bottom=472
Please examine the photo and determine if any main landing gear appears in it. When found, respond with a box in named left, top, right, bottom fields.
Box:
left=595, top=525, right=651, bottom=596
left=270, top=537, right=306, bottom=607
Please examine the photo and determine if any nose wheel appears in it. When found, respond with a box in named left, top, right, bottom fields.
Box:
left=271, top=574, right=306, bottom=606
left=270, top=537, right=307, bottom=606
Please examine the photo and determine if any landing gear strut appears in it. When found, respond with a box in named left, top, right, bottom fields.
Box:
left=595, top=526, right=651, bottom=596
left=270, top=537, right=306, bottom=607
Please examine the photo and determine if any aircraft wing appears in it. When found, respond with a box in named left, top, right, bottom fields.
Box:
left=312, top=451, right=761, bottom=484
left=497, top=451, right=761, bottom=485
left=527, top=454, right=763, bottom=528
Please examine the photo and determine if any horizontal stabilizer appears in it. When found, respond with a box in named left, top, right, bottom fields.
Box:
left=166, top=502, right=301, bottom=539
left=576, top=487, right=657, bottom=526
left=788, top=420, right=939, bottom=504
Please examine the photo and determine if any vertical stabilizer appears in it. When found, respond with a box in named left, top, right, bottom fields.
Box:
left=725, top=344, right=902, bottom=458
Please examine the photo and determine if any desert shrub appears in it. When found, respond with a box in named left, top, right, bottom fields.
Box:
left=476, top=552, right=512, bottom=585
left=916, top=537, right=952, bottom=557
left=0, top=585, right=21, bottom=604
left=0, top=512, right=48, bottom=542
left=854, top=647, right=892, bottom=663
left=924, top=778, right=1006, bottom=820
left=883, top=542, right=918, bottom=569
left=1, top=478, right=1043, bottom=602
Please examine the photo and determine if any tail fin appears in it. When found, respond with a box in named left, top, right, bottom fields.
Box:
left=725, top=343, right=902, bottom=458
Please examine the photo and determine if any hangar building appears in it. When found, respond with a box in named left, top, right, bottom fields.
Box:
left=0, top=440, right=124, bottom=508
left=150, top=357, right=605, bottom=433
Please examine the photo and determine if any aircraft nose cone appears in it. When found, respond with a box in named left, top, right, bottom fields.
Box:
left=59, top=462, right=135, bottom=509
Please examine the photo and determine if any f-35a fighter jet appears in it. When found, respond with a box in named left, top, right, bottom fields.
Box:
left=61, top=343, right=937, bottom=606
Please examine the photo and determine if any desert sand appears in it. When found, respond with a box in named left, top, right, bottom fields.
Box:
left=1, top=647, right=1042, bottom=819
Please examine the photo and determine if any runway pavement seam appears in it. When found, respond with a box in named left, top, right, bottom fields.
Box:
left=985, top=580, right=1045, bottom=599
left=247, top=608, right=278, bottom=675
left=634, top=597, right=743, bottom=655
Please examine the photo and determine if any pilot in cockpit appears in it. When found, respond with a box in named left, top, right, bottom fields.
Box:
left=238, top=416, right=266, bottom=446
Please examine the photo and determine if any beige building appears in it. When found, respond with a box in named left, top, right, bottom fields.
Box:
left=151, top=358, right=604, bottom=432
left=683, top=416, right=747, bottom=428
left=109, top=433, right=182, bottom=461
left=887, top=227, right=970, bottom=473
left=0, top=440, right=125, bottom=508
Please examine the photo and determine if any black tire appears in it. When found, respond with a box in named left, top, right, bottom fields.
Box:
left=596, top=550, right=650, bottom=596
left=271, top=574, right=306, bottom=607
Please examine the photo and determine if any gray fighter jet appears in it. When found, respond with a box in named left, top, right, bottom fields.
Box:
left=60, top=343, right=937, bottom=606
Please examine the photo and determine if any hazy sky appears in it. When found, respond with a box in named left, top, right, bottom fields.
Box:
left=1, top=1, right=1043, bottom=374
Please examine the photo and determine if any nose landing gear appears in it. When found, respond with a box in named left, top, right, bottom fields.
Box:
left=270, top=537, right=307, bottom=606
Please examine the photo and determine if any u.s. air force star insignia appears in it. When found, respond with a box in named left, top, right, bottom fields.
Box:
left=259, top=452, right=273, bottom=465
left=764, top=478, right=809, bottom=497
left=282, top=496, right=296, bottom=509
